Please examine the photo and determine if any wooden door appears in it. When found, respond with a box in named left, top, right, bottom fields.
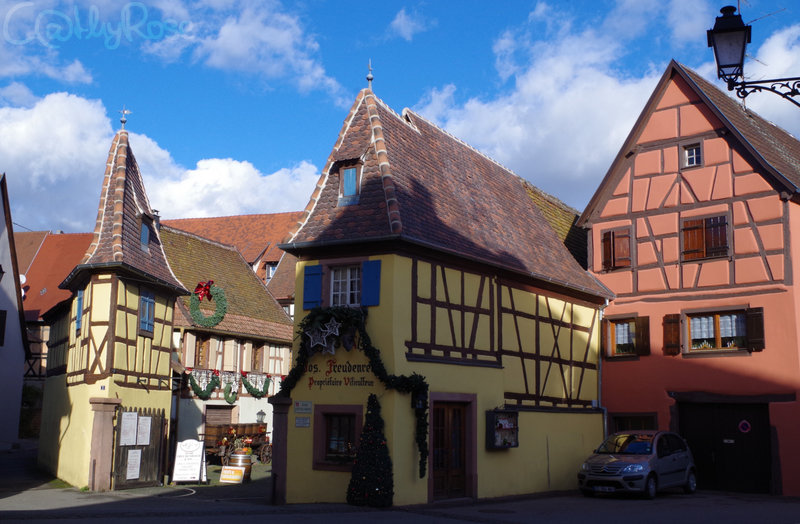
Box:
left=432, top=402, right=466, bottom=499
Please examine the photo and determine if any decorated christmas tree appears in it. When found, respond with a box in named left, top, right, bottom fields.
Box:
left=347, top=394, right=394, bottom=507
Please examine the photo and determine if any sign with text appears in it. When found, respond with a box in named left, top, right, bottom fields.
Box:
left=294, top=401, right=312, bottom=413
left=126, top=449, right=142, bottom=480
left=119, top=411, right=138, bottom=446
left=304, top=358, right=376, bottom=391
left=220, top=466, right=246, bottom=484
left=172, top=439, right=205, bottom=483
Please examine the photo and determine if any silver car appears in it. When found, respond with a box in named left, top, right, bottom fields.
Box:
left=577, top=430, right=697, bottom=498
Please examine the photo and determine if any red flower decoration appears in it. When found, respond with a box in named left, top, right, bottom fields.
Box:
left=213, top=369, right=220, bottom=376
left=241, top=371, right=248, bottom=377
left=194, top=280, right=214, bottom=301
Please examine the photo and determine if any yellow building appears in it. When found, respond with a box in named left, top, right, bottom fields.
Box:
left=271, top=87, right=612, bottom=505
left=39, top=124, right=187, bottom=490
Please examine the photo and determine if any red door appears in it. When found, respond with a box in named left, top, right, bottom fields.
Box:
left=432, top=402, right=466, bottom=499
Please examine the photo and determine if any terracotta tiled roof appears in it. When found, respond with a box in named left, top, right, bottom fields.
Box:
left=286, top=89, right=609, bottom=299
left=160, top=226, right=292, bottom=342
left=266, top=251, right=298, bottom=303
left=524, top=183, right=587, bottom=269
left=64, top=130, right=185, bottom=293
left=580, top=60, right=800, bottom=226
left=163, top=212, right=303, bottom=264
left=17, top=232, right=92, bottom=322
left=14, top=231, right=47, bottom=275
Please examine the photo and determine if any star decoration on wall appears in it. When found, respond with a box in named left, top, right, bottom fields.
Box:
left=323, top=318, right=341, bottom=337
left=305, top=327, right=328, bottom=348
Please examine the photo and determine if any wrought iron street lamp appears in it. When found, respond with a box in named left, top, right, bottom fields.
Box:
left=707, top=5, right=800, bottom=107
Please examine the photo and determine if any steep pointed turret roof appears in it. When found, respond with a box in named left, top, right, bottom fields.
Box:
left=62, top=129, right=186, bottom=293
left=283, top=89, right=609, bottom=300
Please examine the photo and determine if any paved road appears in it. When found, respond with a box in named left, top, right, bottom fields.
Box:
left=3, top=445, right=800, bottom=523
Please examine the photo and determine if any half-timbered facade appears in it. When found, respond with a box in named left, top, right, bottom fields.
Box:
left=38, top=126, right=187, bottom=489
left=579, top=61, right=800, bottom=495
left=273, top=87, right=611, bottom=505
left=159, top=225, right=293, bottom=441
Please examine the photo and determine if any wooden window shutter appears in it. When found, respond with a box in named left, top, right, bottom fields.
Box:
left=682, top=219, right=704, bottom=260
left=360, top=260, right=381, bottom=307
left=602, top=231, right=613, bottom=270
left=705, top=216, right=728, bottom=257
left=614, top=230, right=631, bottom=267
left=601, top=318, right=609, bottom=355
left=745, top=307, right=765, bottom=352
left=634, top=316, right=650, bottom=356
left=303, top=265, right=323, bottom=310
left=0, top=309, right=6, bottom=346
left=663, top=314, right=681, bottom=355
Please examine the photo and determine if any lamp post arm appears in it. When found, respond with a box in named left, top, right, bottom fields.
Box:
left=729, top=77, right=800, bottom=108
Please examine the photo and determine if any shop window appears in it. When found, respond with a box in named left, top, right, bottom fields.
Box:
left=139, top=290, right=155, bottom=335
left=603, top=317, right=650, bottom=356
left=601, top=228, right=631, bottom=270
left=663, top=308, right=764, bottom=354
left=682, top=215, right=728, bottom=261
left=313, top=405, right=363, bottom=471
left=303, top=260, right=381, bottom=309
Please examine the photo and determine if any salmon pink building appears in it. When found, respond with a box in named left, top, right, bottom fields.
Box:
left=579, top=61, right=800, bottom=495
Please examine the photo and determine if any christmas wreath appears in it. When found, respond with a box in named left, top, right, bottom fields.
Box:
left=190, top=280, right=227, bottom=328
left=223, top=383, right=238, bottom=405
left=241, top=372, right=271, bottom=399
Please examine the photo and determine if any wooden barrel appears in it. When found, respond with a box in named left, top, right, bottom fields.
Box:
left=229, top=453, right=252, bottom=481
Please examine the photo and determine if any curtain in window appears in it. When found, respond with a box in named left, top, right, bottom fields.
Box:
left=615, top=322, right=634, bottom=345
left=691, top=316, right=714, bottom=339
left=719, top=313, right=746, bottom=337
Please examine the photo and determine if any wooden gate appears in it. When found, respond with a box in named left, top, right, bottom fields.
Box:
left=112, top=407, right=166, bottom=490
left=432, top=402, right=466, bottom=500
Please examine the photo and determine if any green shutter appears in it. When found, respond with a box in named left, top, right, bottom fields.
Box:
left=361, top=260, right=381, bottom=307
left=303, top=265, right=323, bottom=310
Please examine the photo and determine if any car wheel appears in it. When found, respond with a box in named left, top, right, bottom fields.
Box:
left=581, top=488, right=595, bottom=498
left=683, top=470, right=697, bottom=494
left=644, top=475, right=657, bottom=499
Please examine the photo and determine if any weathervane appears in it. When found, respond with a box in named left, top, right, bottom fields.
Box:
left=367, top=59, right=373, bottom=89
left=119, top=106, right=132, bottom=129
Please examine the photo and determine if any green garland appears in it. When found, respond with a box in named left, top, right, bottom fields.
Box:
left=187, top=372, right=220, bottom=400
left=241, top=374, right=271, bottom=399
left=223, top=382, right=238, bottom=405
left=189, top=285, right=227, bottom=328
left=280, top=307, right=430, bottom=478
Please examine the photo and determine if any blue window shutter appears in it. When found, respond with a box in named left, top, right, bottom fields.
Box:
left=140, top=292, right=155, bottom=332
left=361, top=260, right=381, bottom=307
left=303, top=265, right=323, bottom=310
left=75, top=289, right=84, bottom=331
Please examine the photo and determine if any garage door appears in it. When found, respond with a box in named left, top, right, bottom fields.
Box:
left=678, top=402, right=771, bottom=493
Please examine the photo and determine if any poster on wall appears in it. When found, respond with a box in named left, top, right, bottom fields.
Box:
left=120, top=411, right=138, bottom=446
left=126, top=449, right=142, bottom=480
left=172, top=439, right=206, bottom=483
left=136, top=417, right=151, bottom=446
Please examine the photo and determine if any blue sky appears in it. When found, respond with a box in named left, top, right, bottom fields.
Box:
left=2, top=0, right=799, bottom=234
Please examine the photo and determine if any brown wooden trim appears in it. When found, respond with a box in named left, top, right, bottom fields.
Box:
left=47, top=364, right=67, bottom=376
left=507, top=286, right=530, bottom=395
left=497, top=349, right=597, bottom=369
left=406, top=342, right=499, bottom=363
left=504, top=392, right=593, bottom=408
left=611, top=282, right=790, bottom=300
left=498, top=306, right=592, bottom=334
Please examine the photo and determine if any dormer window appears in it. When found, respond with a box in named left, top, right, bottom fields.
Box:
left=338, top=164, right=361, bottom=206
left=140, top=219, right=151, bottom=251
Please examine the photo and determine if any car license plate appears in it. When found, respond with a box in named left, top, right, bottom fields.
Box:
left=594, top=486, right=614, bottom=492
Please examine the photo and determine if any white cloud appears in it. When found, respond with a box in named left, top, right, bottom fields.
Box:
left=389, top=8, right=429, bottom=41
left=146, top=158, right=319, bottom=220
left=416, top=5, right=661, bottom=211
left=0, top=90, right=318, bottom=233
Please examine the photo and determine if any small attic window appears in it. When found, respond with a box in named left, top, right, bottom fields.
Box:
left=140, top=219, right=151, bottom=251
left=338, top=164, right=361, bottom=206
left=683, top=143, right=702, bottom=168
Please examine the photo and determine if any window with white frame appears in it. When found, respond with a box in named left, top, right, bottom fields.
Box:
left=331, top=265, right=361, bottom=306
left=683, top=143, right=702, bottom=167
